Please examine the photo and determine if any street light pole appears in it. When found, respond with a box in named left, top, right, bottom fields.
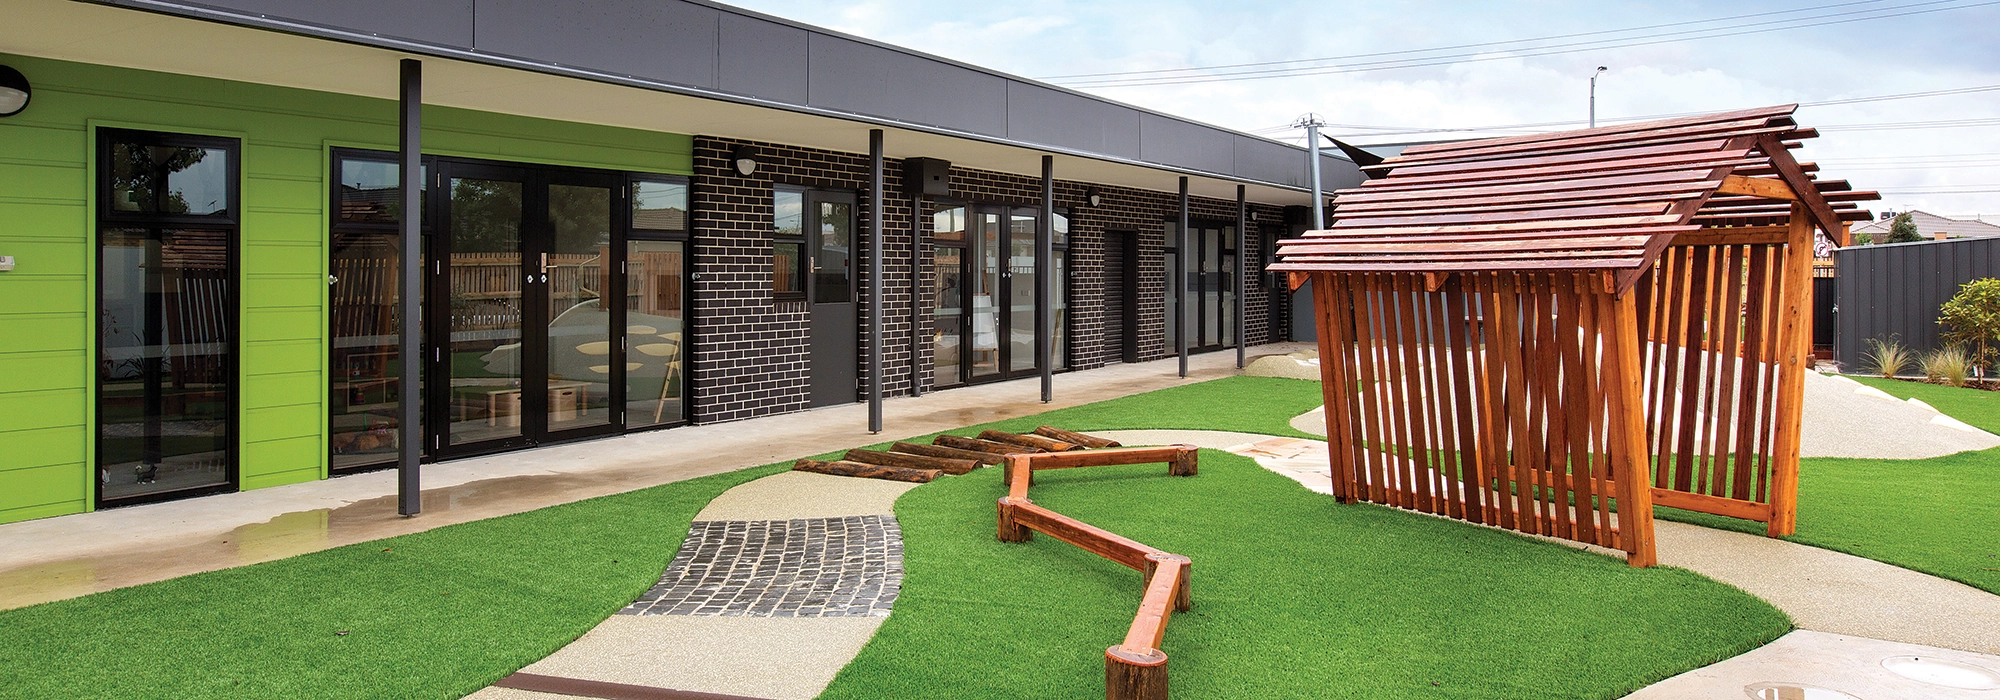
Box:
left=1589, top=66, right=1608, bottom=129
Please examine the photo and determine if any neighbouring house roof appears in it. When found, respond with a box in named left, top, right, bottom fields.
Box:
left=1852, top=210, right=2000, bottom=239
left=1270, top=105, right=1879, bottom=291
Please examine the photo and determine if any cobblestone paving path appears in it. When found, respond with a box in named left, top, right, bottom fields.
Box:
left=620, top=515, right=902, bottom=618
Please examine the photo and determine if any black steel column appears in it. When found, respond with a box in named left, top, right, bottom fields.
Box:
left=1176, top=177, right=1189, bottom=378
left=1235, top=184, right=1247, bottom=369
left=396, top=59, right=422, bottom=517
left=1038, top=155, right=1054, bottom=403
left=868, top=129, right=884, bottom=433
left=910, top=188, right=924, bottom=398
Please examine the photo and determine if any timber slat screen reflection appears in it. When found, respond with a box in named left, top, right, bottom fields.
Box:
left=1274, top=106, right=1878, bottom=562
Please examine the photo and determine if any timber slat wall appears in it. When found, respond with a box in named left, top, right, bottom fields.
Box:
left=1275, top=105, right=1877, bottom=556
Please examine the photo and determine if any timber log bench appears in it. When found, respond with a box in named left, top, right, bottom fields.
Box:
left=995, top=444, right=1199, bottom=700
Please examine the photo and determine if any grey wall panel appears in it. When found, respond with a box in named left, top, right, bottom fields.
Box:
left=473, top=0, right=719, bottom=89
left=1232, top=135, right=1305, bottom=188
left=807, top=33, right=1007, bottom=136
left=1004, top=81, right=1140, bottom=159
left=167, top=0, right=475, bottom=45
left=1833, top=237, right=2000, bottom=370
left=1138, top=113, right=1232, bottom=174
left=717, top=12, right=809, bottom=103
left=1320, top=153, right=1364, bottom=191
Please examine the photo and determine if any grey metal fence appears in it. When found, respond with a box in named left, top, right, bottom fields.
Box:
left=1834, top=236, right=2000, bottom=369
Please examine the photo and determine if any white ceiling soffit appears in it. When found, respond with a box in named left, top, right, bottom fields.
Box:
left=0, top=0, right=1318, bottom=205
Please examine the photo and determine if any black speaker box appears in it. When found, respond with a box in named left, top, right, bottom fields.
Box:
left=901, top=157, right=951, bottom=197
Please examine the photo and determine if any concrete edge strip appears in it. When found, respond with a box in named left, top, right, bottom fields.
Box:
left=493, top=672, right=774, bottom=700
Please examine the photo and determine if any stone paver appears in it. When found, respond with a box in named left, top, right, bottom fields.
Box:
left=620, top=516, right=901, bottom=618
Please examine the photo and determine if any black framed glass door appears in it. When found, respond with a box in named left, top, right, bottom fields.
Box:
left=431, top=160, right=622, bottom=456
left=932, top=202, right=1045, bottom=385
left=1167, top=221, right=1237, bottom=353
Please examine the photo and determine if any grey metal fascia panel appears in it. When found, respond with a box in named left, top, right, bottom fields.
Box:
left=156, top=0, right=474, bottom=46
left=717, top=10, right=808, bottom=103
left=88, top=0, right=1332, bottom=193
left=1320, top=152, right=1364, bottom=191
left=472, top=0, right=720, bottom=90
left=1004, top=80, right=1140, bottom=160
left=1231, top=134, right=1305, bottom=189
left=807, top=32, right=1007, bottom=137
left=1139, top=113, right=1232, bottom=174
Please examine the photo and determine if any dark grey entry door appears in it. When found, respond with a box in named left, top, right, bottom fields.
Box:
left=807, top=191, right=858, bottom=407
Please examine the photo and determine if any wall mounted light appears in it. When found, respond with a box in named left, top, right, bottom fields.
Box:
left=0, top=65, right=30, bottom=117
left=731, top=144, right=759, bottom=176
left=1085, top=188, right=1102, bottom=207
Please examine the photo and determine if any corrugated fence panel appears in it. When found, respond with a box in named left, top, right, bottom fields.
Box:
left=1834, top=237, right=2000, bottom=368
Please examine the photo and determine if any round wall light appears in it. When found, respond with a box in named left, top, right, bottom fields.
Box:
left=731, top=145, right=759, bottom=177
left=0, top=65, right=30, bottom=117
left=1085, top=188, right=1103, bottom=207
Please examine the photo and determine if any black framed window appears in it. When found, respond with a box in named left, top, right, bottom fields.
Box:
left=328, top=149, right=427, bottom=473
left=772, top=187, right=806, bottom=300
left=625, top=178, right=690, bottom=429
left=96, top=128, right=240, bottom=506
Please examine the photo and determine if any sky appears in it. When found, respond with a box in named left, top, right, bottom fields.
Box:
left=723, top=0, right=2000, bottom=220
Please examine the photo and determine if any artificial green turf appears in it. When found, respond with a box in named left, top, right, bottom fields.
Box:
left=1656, top=375, right=2000, bottom=596
left=822, top=450, right=1788, bottom=700
left=0, top=463, right=787, bottom=700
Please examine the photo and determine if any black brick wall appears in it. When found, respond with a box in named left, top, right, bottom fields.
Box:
left=688, top=135, right=1290, bottom=423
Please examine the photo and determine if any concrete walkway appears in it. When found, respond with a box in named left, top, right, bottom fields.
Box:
left=0, top=343, right=1307, bottom=611
left=468, top=469, right=918, bottom=700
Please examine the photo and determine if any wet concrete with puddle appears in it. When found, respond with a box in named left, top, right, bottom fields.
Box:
left=0, top=347, right=1291, bottom=610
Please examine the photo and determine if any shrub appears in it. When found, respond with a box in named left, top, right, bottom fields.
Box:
left=1862, top=336, right=1913, bottom=378
left=1939, top=278, right=2000, bottom=377
left=1884, top=212, right=1923, bottom=244
left=1922, top=345, right=1972, bottom=387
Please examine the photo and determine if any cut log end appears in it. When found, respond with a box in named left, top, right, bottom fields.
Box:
left=793, top=459, right=940, bottom=483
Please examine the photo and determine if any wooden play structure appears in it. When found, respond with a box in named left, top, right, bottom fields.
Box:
left=994, top=444, right=1200, bottom=700
left=1273, top=106, right=1877, bottom=566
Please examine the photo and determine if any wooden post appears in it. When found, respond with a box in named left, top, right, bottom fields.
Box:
left=1766, top=202, right=1814, bottom=537
left=1313, top=273, right=1359, bottom=502
left=1604, top=289, right=1659, bottom=568
left=1167, top=446, right=1198, bottom=477
left=1105, top=646, right=1168, bottom=700
left=997, top=497, right=1031, bottom=542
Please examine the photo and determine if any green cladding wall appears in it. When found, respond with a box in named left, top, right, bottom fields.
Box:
left=0, top=54, right=694, bottom=524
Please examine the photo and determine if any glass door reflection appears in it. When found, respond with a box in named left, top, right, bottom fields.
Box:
left=543, top=182, right=614, bottom=434
left=444, top=170, right=527, bottom=447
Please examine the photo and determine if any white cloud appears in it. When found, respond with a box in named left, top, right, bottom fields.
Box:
left=726, top=0, right=2000, bottom=215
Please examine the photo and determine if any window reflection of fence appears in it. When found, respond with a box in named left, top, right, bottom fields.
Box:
left=629, top=249, right=682, bottom=315
left=164, top=271, right=231, bottom=387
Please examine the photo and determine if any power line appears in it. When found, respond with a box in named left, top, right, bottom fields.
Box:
left=1039, top=0, right=1891, bottom=80
left=1260, top=81, right=2000, bottom=141
left=1061, top=0, right=1998, bottom=88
